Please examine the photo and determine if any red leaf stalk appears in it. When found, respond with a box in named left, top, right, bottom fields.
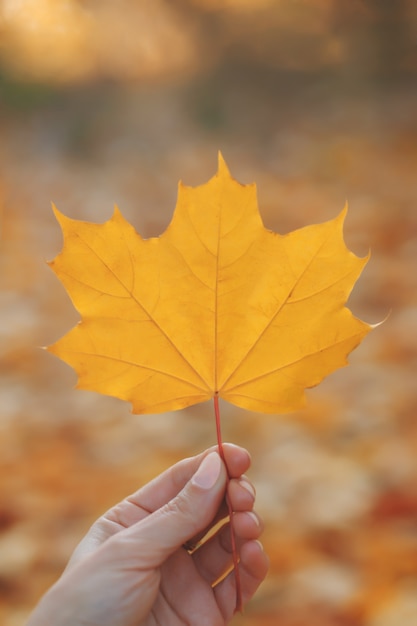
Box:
left=214, top=393, right=243, bottom=613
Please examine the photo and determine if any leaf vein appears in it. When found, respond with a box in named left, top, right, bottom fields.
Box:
left=64, top=350, right=209, bottom=392
left=72, top=231, right=211, bottom=390
left=164, top=239, right=214, bottom=291
left=223, top=330, right=364, bottom=392
left=220, top=229, right=335, bottom=388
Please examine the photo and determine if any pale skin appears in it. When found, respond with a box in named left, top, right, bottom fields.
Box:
left=27, top=444, right=269, bottom=626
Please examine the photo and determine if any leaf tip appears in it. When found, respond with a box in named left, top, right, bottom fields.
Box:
left=51, top=201, right=61, bottom=220
left=370, top=309, right=390, bottom=330
left=339, top=201, right=370, bottom=265
left=51, top=203, right=73, bottom=230
left=112, top=204, right=122, bottom=219
left=217, top=151, right=231, bottom=177
left=44, top=342, right=57, bottom=359
left=338, top=201, right=348, bottom=223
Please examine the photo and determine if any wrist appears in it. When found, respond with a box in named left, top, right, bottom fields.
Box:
left=26, top=581, right=73, bottom=626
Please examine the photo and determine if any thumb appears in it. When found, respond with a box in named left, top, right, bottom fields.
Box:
left=118, top=452, right=227, bottom=566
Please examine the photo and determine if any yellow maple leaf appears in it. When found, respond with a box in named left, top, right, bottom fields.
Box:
left=48, top=154, right=372, bottom=415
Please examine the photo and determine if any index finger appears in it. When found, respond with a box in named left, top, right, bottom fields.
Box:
left=71, top=443, right=251, bottom=559
left=116, top=443, right=251, bottom=526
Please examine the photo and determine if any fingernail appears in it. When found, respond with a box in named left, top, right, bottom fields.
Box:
left=224, top=443, right=252, bottom=463
left=239, top=478, right=256, bottom=500
left=254, top=539, right=265, bottom=552
left=192, top=452, right=222, bottom=490
left=246, top=511, right=260, bottom=527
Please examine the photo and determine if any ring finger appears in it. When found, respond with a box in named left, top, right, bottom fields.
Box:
left=191, top=508, right=263, bottom=585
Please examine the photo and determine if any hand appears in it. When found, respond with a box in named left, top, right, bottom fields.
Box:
left=27, top=444, right=269, bottom=626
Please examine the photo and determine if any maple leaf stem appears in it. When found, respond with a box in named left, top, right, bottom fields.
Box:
left=214, top=393, right=243, bottom=613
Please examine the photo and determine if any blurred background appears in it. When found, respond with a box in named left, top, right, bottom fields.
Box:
left=0, top=1, right=417, bottom=624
